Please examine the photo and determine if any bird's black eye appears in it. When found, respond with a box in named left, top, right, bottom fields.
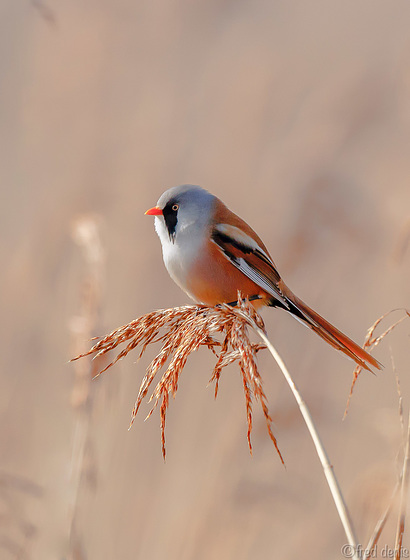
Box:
left=172, top=203, right=179, bottom=212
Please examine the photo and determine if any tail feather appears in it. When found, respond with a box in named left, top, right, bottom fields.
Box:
left=279, top=285, right=382, bottom=372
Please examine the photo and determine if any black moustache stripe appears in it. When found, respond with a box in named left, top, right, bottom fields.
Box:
left=163, top=203, right=178, bottom=241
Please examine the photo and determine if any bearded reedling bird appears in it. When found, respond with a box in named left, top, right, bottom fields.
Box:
left=145, top=185, right=381, bottom=372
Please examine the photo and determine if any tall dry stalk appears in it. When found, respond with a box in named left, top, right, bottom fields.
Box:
left=395, top=412, right=410, bottom=560
left=360, top=311, right=410, bottom=559
left=251, top=324, right=359, bottom=553
left=68, top=215, right=105, bottom=559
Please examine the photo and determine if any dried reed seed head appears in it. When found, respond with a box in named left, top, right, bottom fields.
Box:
left=344, top=308, right=410, bottom=418
left=72, top=295, right=284, bottom=462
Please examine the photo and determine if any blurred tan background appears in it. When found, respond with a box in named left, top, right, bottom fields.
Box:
left=1, top=0, right=410, bottom=558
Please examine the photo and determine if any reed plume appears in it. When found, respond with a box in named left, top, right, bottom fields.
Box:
left=71, top=295, right=283, bottom=462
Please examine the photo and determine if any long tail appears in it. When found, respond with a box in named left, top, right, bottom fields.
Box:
left=277, top=283, right=382, bottom=372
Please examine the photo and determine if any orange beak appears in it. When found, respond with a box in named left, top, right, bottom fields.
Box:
left=145, top=206, right=163, bottom=216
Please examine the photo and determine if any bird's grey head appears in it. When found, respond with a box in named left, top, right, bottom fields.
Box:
left=153, top=184, right=216, bottom=243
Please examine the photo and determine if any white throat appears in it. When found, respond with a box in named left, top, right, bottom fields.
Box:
left=154, top=207, right=212, bottom=301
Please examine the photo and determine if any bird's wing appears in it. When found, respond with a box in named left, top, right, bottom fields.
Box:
left=211, top=223, right=290, bottom=308
left=211, top=223, right=381, bottom=371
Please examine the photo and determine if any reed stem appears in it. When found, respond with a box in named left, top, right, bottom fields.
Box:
left=253, top=325, right=360, bottom=559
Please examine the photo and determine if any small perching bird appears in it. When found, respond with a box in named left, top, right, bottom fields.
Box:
left=146, top=184, right=381, bottom=372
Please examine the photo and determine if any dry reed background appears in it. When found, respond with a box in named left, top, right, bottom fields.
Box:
left=1, top=1, right=410, bottom=558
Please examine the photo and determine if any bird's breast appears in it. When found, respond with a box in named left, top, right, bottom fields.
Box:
left=160, top=228, right=206, bottom=302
